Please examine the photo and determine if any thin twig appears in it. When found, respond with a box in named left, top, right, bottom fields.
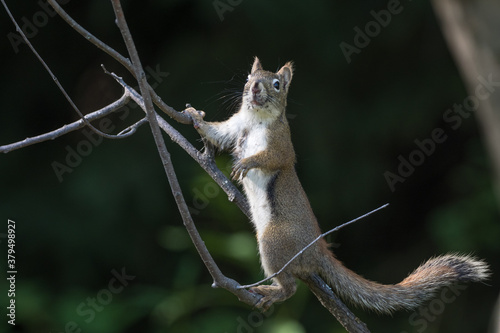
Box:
left=117, top=117, right=149, bottom=136
left=238, top=203, right=389, bottom=289
left=0, top=0, right=134, bottom=141
left=102, top=65, right=146, bottom=109
left=0, top=92, right=132, bottom=153
left=46, top=0, right=191, bottom=124
left=109, top=0, right=258, bottom=307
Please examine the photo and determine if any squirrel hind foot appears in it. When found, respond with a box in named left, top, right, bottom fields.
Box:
left=250, top=277, right=297, bottom=311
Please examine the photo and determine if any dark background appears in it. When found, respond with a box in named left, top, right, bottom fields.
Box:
left=1, top=1, right=499, bottom=332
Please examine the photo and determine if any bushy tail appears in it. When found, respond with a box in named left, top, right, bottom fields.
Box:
left=320, top=253, right=490, bottom=314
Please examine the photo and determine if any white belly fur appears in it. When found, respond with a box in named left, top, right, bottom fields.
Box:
left=241, top=123, right=273, bottom=235
left=243, top=169, right=273, bottom=235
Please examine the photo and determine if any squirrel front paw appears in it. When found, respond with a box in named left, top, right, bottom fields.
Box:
left=183, top=106, right=205, bottom=129
left=231, top=158, right=258, bottom=180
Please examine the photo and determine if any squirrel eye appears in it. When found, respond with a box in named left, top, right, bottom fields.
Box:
left=272, top=79, right=280, bottom=91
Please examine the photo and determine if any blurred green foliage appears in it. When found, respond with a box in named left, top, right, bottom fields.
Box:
left=0, top=0, right=498, bottom=332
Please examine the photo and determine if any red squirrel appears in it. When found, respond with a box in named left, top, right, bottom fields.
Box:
left=184, top=57, right=489, bottom=312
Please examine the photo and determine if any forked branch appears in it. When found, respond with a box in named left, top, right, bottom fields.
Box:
left=0, top=92, right=132, bottom=153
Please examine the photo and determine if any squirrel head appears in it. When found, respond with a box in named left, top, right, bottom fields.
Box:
left=242, top=57, right=294, bottom=119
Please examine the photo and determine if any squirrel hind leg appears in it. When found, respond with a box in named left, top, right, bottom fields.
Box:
left=251, top=274, right=297, bottom=311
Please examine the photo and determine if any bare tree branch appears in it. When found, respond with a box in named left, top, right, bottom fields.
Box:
left=109, top=0, right=259, bottom=308
left=47, top=0, right=192, bottom=125
left=431, top=0, right=500, bottom=202
left=0, top=92, right=134, bottom=153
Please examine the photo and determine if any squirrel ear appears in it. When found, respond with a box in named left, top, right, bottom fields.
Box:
left=277, top=61, right=294, bottom=92
left=251, top=57, right=263, bottom=73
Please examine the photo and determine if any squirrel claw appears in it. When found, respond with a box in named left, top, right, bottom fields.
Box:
left=230, top=167, right=246, bottom=181
left=231, top=159, right=255, bottom=180
left=183, top=107, right=205, bottom=129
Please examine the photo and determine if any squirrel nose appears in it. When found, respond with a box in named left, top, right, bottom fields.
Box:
left=252, top=81, right=262, bottom=94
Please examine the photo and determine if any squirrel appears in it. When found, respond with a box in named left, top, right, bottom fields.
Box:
left=184, top=57, right=490, bottom=313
